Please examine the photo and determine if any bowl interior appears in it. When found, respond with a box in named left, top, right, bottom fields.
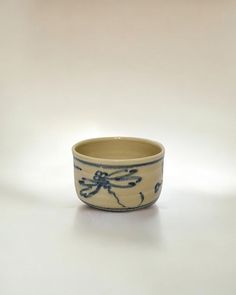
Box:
left=74, top=138, right=162, bottom=160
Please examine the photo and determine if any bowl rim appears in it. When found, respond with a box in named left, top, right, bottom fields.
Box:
left=72, top=136, right=165, bottom=165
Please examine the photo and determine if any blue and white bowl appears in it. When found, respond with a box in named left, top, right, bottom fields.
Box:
left=72, top=137, right=165, bottom=211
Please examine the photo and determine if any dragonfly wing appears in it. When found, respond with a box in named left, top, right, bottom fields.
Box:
left=79, top=178, right=100, bottom=198
left=109, top=177, right=141, bottom=188
left=79, top=177, right=96, bottom=185
left=108, top=169, right=141, bottom=183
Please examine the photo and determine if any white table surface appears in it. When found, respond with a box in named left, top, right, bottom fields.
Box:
left=0, top=1, right=236, bottom=294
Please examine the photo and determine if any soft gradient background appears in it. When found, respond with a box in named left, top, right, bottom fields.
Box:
left=1, top=1, right=236, bottom=294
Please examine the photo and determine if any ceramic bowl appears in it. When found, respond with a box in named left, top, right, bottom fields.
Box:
left=72, top=137, right=165, bottom=211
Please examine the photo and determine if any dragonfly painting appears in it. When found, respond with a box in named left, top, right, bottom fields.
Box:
left=79, top=169, right=142, bottom=208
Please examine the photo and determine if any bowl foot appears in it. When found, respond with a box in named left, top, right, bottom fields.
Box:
left=80, top=198, right=158, bottom=212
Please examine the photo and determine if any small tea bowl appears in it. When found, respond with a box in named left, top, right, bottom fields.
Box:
left=72, top=137, right=165, bottom=212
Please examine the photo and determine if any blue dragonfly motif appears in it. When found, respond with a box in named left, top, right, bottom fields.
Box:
left=79, top=169, right=142, bottom=207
